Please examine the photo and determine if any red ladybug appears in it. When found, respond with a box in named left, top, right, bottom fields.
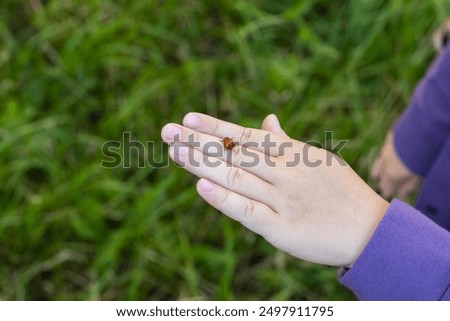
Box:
left=221, top=137, right=236, bottom=150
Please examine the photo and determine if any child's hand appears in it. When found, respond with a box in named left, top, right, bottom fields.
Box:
left=370, top=132, right=420, bottom=199
left=162, top=113, right=389, bottom=267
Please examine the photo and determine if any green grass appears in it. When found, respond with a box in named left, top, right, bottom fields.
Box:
left=0, top=0, right=448, bottom=300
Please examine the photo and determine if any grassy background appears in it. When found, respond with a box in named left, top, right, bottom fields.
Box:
left=0, top=0, right=448, bottom=300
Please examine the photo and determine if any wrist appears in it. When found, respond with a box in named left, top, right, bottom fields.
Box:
left=347, top=196, right=390, bottom=267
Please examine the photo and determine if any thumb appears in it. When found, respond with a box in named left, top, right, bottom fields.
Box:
left=370, top=158, right=382, bottom=181
left=261, top=114, right=289, bottom=138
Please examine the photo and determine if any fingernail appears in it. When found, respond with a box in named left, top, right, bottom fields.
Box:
left=163, top=125, right=181, bottom=141
left=200, top=179, right=214, bottom=191
left=183, top=113, right=201, bottom=129
left=174, top=145, right=189, bottom=156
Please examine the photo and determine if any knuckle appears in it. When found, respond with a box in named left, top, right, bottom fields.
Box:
left=211, top=120, right=219, bottom=135
left=220, top=189, right=230, bottom=204
left=226, top=166, right=243, bottom=188
left=242, top=198, right=255, bottom=221
left=240, top=127, right=253, bottom=143
left=193, top=131, right=200, bottom=144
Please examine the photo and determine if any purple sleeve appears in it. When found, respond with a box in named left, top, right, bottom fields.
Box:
left=339, top=199, right=450, bottom=300
left=393, top=45, right=450, bottom=176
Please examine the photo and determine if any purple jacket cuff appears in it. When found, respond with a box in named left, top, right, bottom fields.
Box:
left=393, top=45, right=450, bottom=176
left=339, top=199, right=450, bottom=300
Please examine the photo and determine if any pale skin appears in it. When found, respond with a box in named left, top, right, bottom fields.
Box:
left=161, top=113, right=389, bottom=267
left=370, top=132, right=420, bottom=199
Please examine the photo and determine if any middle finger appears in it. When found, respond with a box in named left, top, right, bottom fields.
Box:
left=162, top=123, right=279, bottom=183
left=169, top=141, right=280, bottom=208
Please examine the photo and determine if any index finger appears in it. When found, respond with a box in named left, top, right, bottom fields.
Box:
left=182, top=112, right=287, bottom=156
